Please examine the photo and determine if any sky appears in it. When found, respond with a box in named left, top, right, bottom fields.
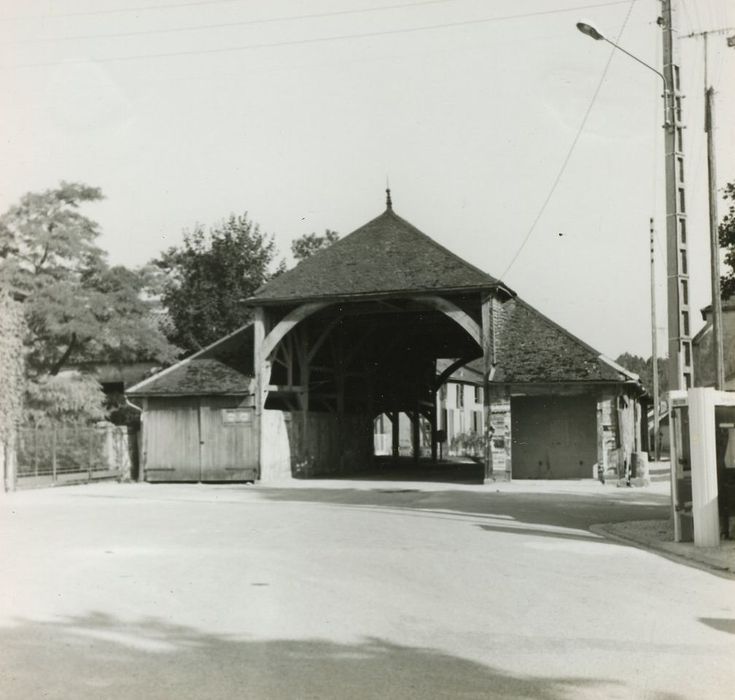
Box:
left=1, top=0, right=734, bottom=360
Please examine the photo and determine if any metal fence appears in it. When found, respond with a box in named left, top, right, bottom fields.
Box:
left=14, top=424, right=132, bottom=489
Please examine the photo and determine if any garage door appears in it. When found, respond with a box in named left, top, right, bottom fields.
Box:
left=144, top=397, right=257, bottom=482
left=511, top=395, right=597, bottom=479
left=144, top=397, right=200, bottom=481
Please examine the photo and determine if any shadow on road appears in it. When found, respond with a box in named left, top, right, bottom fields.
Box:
left=335, top=456, right=486, bottom=484
left=0, top=612, right=649, bottom=700
left=699, top=617, right=735, bottom=635
left=247, top=485, right=668, bottom=535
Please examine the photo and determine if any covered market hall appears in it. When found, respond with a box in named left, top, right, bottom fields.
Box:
left=127, top=194, right=644, bottom=483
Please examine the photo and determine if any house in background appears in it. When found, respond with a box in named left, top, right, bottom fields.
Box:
left=692, top=298, right=735, bottom=389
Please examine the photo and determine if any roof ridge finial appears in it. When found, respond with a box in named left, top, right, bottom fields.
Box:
left=385, top=176, right=392, bottom=211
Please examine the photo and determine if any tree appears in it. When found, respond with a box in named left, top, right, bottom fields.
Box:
left=0, top=291, right=25, bottom=441
left=155, top=214, right=284, bottom=353
left=0, top=183, right=178, bottom=424
left=291, top=230, right=340, bottom=263
left=719, top=180, right=735, bottom=299
left=615, top=353, right=669, bottom=395
left=24, top=372, right=107, bottom=425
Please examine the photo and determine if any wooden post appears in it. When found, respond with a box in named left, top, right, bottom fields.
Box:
left=253, top=307, right=266, bottom=480
left=391, top=412, right=400, bottom=458
left=430, top=389, right=438, bottom=463
left=411, top=410, right=420, bottom=463
left=366, top=365, right=375, bottom=466
left=334, top=328, right=346, bottom=472
left=295, top=327, right=311, bottom=473
left=481, top=295, right=495, bottom=482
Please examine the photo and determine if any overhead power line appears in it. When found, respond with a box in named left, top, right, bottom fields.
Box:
left=2, top=0, right=632, bottom=69
left=497, top=0, right=637, bottom=283
left=7, top=0, right=459, bottom=39
left=1, top=0, right=310, bottom=22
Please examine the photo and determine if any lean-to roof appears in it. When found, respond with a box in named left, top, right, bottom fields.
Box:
left=126, top=324, right=254, bottom=397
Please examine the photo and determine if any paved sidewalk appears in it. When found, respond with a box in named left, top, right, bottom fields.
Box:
left=592, top=519, right=735, bottom=577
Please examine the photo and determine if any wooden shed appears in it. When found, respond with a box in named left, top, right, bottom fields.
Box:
left=127, top=327, right=258, bottom=482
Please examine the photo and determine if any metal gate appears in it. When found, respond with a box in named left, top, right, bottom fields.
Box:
left=15, top=425, right=126, bottom=489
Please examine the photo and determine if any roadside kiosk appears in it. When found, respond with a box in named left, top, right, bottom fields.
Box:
left=669, top=388, right=735, bottom=546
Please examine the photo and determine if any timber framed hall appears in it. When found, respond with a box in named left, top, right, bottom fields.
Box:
left=127, top=194, right=645, bottom=483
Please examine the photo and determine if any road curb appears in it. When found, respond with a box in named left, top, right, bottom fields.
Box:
left=590, top=522, right=735, bottom=579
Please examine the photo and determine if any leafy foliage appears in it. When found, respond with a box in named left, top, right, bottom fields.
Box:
left=719, top=181, right=735, bottom=299
left=0, top=291, right=25, bottom=441
left=614, top=353, right=669, bottom=395
left=0, top=182, right=178, bottom=381
left=155, top=214, right=284, bottom=353
left=24, top=372, right=107, bottom=425
left=291, top=230, right=340, bottom=262
left=450, top=431, right=487, bottom=458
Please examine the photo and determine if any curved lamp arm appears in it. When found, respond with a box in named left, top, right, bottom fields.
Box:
left=576, top=21, right=672, bottom=125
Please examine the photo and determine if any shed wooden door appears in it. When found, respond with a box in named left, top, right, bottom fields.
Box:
left=511, top=395, right=597, bottom=479
left=144, top=397, right=257, bottom=482
left=199, top=397, right=257, bottom=481
left=144, top=397, right=201, bottom=482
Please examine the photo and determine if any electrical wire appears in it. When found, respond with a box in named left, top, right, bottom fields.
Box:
left=9, top=0, right=460, bottom=43
left=1, top=0, right=302, bottom=22
left=497, top=0, right=638, bottom=283
left=2, top=0, right=633, bottom=70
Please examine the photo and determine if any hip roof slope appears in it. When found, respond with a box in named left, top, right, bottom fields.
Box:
left=251, top=208, right=499, bottom=302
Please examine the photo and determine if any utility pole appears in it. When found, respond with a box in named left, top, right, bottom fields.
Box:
left=650, top=217, right=660, bottom=462
left=661, top=0, right=691, bottom=392
left=705, top=82, right=725, bottom=389
left=682, top=27, right=735, bottom=389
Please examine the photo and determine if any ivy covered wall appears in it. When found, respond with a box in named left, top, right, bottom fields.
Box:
left=0, top=291, right=25, bottom=443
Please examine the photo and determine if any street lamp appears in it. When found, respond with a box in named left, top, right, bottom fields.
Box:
left=576, top=20, right=669, bottom=111
left=577, top=16, right=690, bottom=457
left=576, top=21, right=604, bottom=41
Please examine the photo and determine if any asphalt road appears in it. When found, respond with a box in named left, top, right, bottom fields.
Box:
left=1, top=479, right=733, bottom=699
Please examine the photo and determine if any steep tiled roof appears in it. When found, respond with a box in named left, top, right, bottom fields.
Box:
left=250, top=207, right=503, bottom=303
left=127, top=324, right=254, bottom=396
left=491, top=298, right=632, bottom=383
left=450, top=298, right=636, bottom=385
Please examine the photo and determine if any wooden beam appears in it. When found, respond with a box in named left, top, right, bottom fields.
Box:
left=307, top=316, right=342, bottom=363
left=391, top=412, right=400, bottom=458
left=411, top=410, right=420, bottom=463
left=435, top=356, right=479, bottom=390
left=261, top=301, right=329, bottom=361
left=293, top=326, right=311, bottom=465
left=266, top=385, right=305, bottom=393
left=253, top=307, right=267, bottom=479
left=481, top=296, right=494, bottom=482
left=407, top=295, right=482, bottom=349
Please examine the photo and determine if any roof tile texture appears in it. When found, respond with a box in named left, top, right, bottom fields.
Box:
left=251, top=208, right=498, bottom=302
left=490, top=298, right=622, bottom=383
left=128, top=326, right=253, bottom=396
